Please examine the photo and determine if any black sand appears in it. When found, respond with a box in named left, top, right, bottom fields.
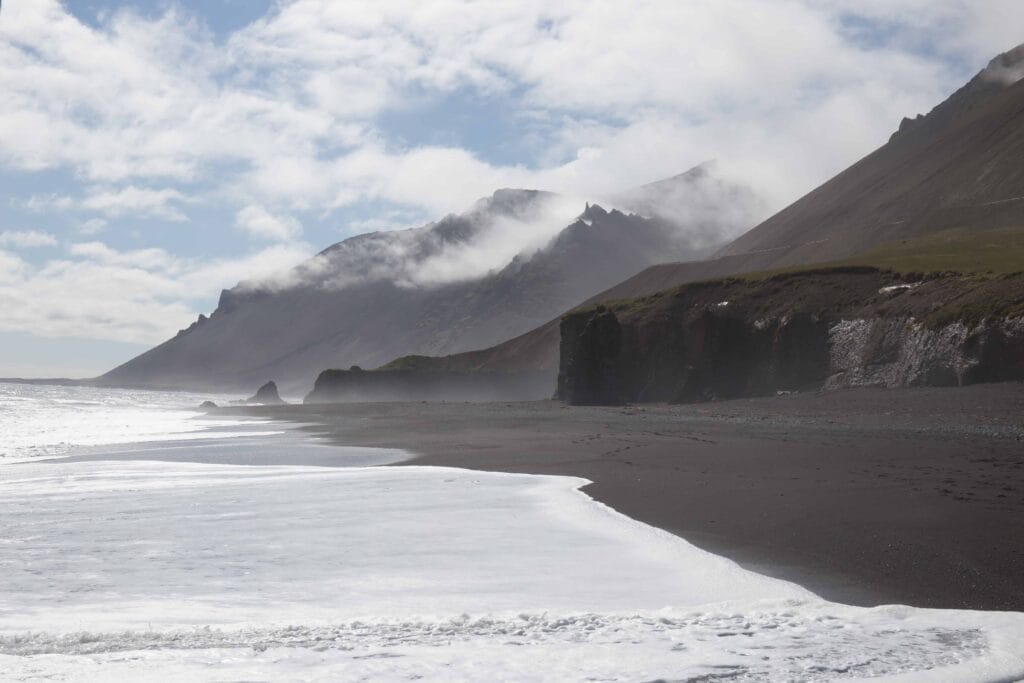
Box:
left=236, top=383, right=1024, bottom=611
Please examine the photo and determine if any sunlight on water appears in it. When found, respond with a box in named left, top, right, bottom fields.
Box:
left=0, top=382, right=278, bottom=462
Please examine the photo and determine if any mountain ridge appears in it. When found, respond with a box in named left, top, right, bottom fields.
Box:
left=102, top=170, right=755, bottom=393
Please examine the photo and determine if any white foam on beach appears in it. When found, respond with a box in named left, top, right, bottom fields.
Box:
left=0, top=382, right=279, bottom=463
left=1, top=460, right=1022, bottom=681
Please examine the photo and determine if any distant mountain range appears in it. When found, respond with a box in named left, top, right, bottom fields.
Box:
left=102, top=167, right=760, bottom=393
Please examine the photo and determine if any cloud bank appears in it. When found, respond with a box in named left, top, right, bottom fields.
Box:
left=0, top=242, right=314, bottom=345
left=0, top=0, right=1022, bottom=355
left=0, top=230, right=58, bottom=249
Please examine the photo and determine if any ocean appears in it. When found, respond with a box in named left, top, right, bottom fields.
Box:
left=1, top=382, right=1022, bottom=681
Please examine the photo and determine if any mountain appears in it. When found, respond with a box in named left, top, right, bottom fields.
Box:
left=614, top=161, right=766, bottom=246
left=714, top=44, right=1024, bottom=271
left=363, top=44, right=1024, bottom=400
left=102, top=170, right=756, bottom=393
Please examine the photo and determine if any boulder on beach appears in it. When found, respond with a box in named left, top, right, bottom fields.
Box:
left=247, top=381, right=285, bottom=405
left=199, top=400, right=218, bottom=409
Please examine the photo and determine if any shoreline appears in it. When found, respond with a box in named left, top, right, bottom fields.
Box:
left=232, top=382, right=1024, bottom=611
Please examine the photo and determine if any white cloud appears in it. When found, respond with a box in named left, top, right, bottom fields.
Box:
left=345, top=210, right=430, bottom=236
left=0, top=230, right=58, bottom=248
left=0, top=241, right=314, bottom=345
left=0, top=249, right=29, bottom=283
left=19, top=187, right=187, bottom=223
left=79, top=218, right=107, bottom=235
left=81, top=186, right=188, bottom=221
left=404, top=196, right=582, bottom=287
left=235, top=205, right=303, bottom=241
left=2, top=0, right=1021, bottom=222
left=68, top=241, right=178, bottom=271
left=21, top=194, right=76, bottom=212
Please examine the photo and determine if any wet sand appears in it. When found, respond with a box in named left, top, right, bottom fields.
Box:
left=235, top=383, right=1024, bottom=611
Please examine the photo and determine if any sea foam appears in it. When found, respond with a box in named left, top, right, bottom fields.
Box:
left=0, top=459, right=1022, bottom=681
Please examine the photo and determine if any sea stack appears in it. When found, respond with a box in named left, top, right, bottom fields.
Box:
left=247, top=381, right=285, bottom=405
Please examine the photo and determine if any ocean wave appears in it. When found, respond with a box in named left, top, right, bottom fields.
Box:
left=0, top=608, right=990, bottom=682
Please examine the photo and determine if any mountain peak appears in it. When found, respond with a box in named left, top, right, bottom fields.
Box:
left=719, top=42, right=1024, bottom=270
left=473, top=188, right=555, bottom=217
left=581, top=203, right=609, bottom=221
left=892, top=42, right=1024, bottom=142
left=644, top=160, right=719, bottom=188
left=981, top=43, right=1024, bottom=86
left=614, top=162, right=765, bottom=248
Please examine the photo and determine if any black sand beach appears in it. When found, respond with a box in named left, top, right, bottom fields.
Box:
left=236, top=383, right=1024, bottom=611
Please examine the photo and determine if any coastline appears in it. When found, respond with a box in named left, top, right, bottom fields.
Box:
left=233, top=382, right=1024, bottom=611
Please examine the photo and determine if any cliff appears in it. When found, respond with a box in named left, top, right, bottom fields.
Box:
left=557, top=269, right=1024, bottom=405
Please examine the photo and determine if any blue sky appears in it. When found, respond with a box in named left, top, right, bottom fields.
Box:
left=68, top=1, right=276, bottom=37
left=1, top=0, right=1022, bottom=377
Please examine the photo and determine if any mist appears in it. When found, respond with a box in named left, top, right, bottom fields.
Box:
left=238, top=167, right=766, bottom=298
left=606, top=161, right=770, bottom=252
left=982, top=45, right=1024, bottom=85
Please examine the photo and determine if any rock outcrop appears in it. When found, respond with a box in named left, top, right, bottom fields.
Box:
left=557, top=309, right=624, bottom=405
left=556, top=269, right=1024, bottom=405
left=304, top=367, right=551, bottom=404
left=825, top=317, right=1024, bottom=389
left=247, top=381, right=285, bottom=405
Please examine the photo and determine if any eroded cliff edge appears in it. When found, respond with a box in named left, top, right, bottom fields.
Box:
left=557, top=268, right=1024, bottom=405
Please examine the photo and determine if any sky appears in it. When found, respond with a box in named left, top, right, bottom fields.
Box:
left=1, top=0, right=1023, bottom=378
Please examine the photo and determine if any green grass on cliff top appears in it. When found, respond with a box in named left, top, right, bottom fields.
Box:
left=820, top=225, right=1024, bottom=276
left=729, top=225, right=1024, bottom=282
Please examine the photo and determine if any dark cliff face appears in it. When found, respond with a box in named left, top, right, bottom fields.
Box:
left=557, top=308, right=831, bottom=404
left=557, top=309, right=624, bottom=405
left=557, top=269, right=1024, bottom=405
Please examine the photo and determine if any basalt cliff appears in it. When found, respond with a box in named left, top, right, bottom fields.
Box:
left=557, top=269, right=1024, bottom=405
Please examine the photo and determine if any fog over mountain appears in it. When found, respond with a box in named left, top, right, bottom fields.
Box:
left=102, top=167, right=762, bottom=393
left=380, top=41, right=1024, bottom=397
left=612, top=162, right=767, bottom=249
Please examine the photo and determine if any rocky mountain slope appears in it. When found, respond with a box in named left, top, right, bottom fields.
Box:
left=103, top=169, right=753, bottom=393
left=715, top=44, right=1024, bottom=271
left=366, top=43, right=1024, bottom=401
